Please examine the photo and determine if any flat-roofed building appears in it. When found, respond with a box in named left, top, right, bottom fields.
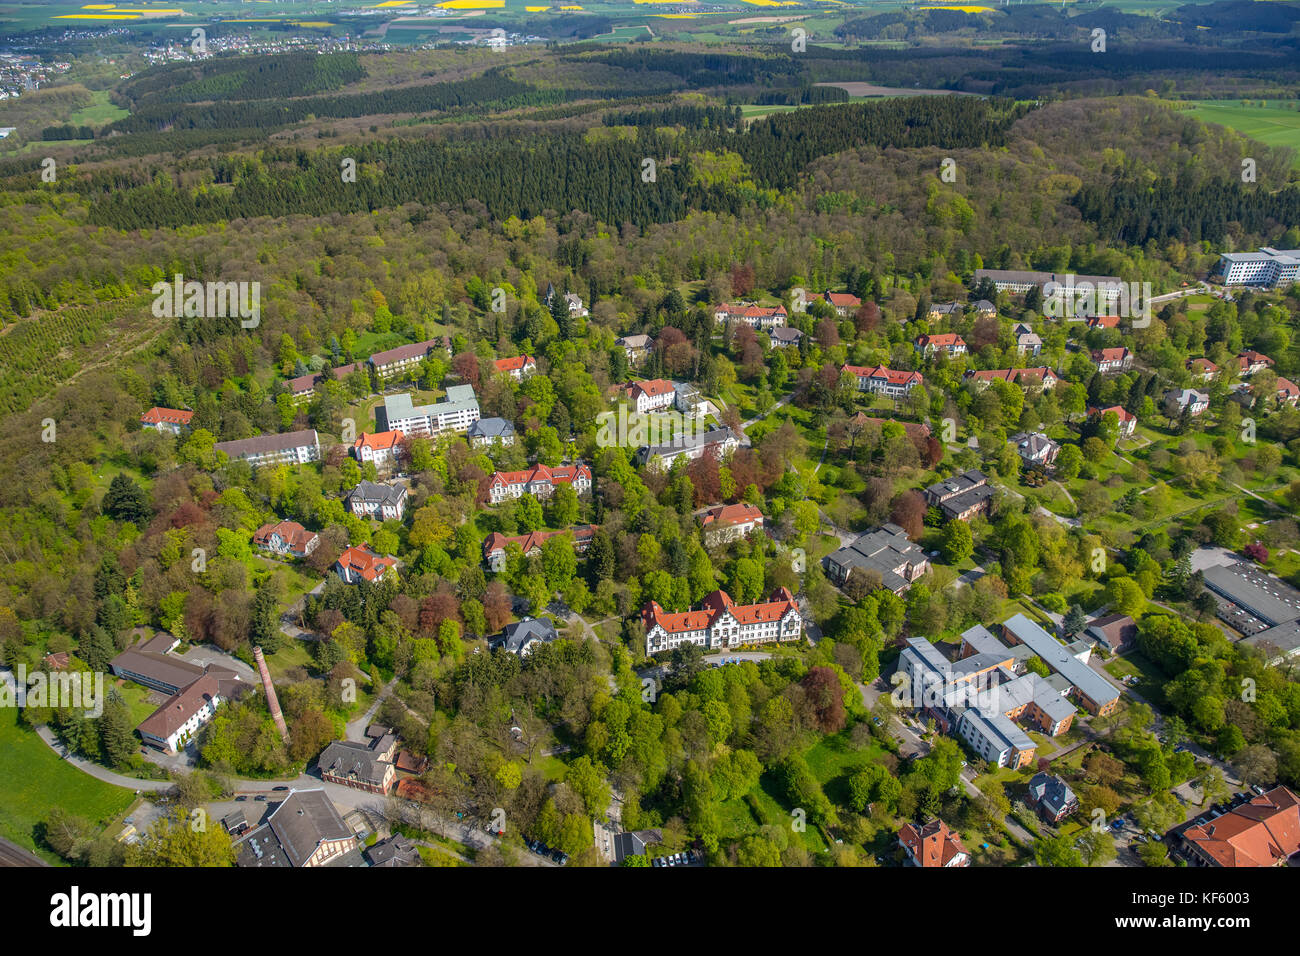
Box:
left=377, top=387, right=479, bottom=437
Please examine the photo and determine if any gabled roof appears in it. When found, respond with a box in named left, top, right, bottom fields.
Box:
left=140, top=407, right=193, bottom=426
left=1088, top=405, right=1135, bottom=423
left=841, top=364, right=924, bottom=387
left=489, top=462, right=592, bottom=489
left=336, top=544, right=397, bottom=582
left=317, top=740, right=392, bottom=787
left=825, top=291, right=861, bottom=307
left=353, top=430, right=404, bottom=452
left=494, top=355, right=536, bottom=373
left=1182, top=786, right=1300, bottom=867
left=214, top=429, right=318, bottom=458
left=700, top=502, right=763, bottom=530
left=641, top=588, right=797, bottom=636
left=917, top=333, right=966, bottom=348
left=254, top=519, right=318, bottom=552
left=137, top=674, right=221, bottom=739
left=1091, top=347, right=1130, bottom=363
left=630, top=378, right=676, bottom=400
left=468, top=417, right=516, bottom=439
left=347, top=480, right=406, bottom=507
left=369, top=339, right=441, bottom=368
left=264, top=789, right=355, bottom=867
left=483, top=525, right=597, bottom=557
left=898, top=818, right=968, bottom=867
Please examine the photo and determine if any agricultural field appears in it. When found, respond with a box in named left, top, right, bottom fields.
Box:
left=1182, top=100, right=1300, bottom=167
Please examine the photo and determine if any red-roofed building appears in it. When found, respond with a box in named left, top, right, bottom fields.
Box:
left=335, top=545, right=398, bottom=585
left=254, top=520, right=320, bottom=559
left=1187, top=357, right=1218, bottom=382
left=713, top=303, right=788, bottom=331
left=700, top=503, right=764, bottom=546
left=641, top=587, right=801, bottom=655
left=140, top=407, right=194, bottom=436
left=622, top=378, right=677, bottom=414
left=964, top=367, right=1060, bottom=391
left=487, top=462, right=592, bottom=504
left=898, top=818, right=970, bottom=868
left=351, top=430, right=405, bottom=473
left=841, top=364, right=924, bottom=399
left=1180, top=786, right=1300, bottom=867
left=482, top=525, right=597, bottom=572
left=1274, top=377, right=1300, bottom=406
left=1087, top=405, right=1137, bottom=437
left=1091, top=347, right=1132, bottom=374
left=493, top=354, right=537, bottom=382
left=1086, top=314, right=1121, bottom=329
left=1235, top=350, right=1274, bottom=377
left=915, top=333, right=968, bottom=358
left=823, top=291, right=861, bottom=317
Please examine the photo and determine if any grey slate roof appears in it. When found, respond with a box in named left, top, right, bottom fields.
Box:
left=468, top=417, right=516, bottom=440
left=347, top=480, right=406, bottom=507
left=824, top=524, right=927, bottom=592
left=1002, top=613, right=1119, bottom=708
left=318, top=741, right=392, bottom=788
left=1028, top=772, right=1077, bottom=817
left=264, top=789, right=355, bottom=867
left=490, top=617, right=558, bottom=655
left=366, top=835, right=422, bottom=867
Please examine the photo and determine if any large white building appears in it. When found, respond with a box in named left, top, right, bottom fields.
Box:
left=487, top=462, right=592, bottom=504
left=377, top=387, right=480, bottom=437
left=641, top=588, right=802, bottom=655
left=1214, top=248, right=1300, bottom=288
left=215, top=429, right=320, bottom=468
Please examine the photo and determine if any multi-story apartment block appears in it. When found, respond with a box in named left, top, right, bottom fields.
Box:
left=215, top=429, right=320, bottom=468
left=1213, top=248, right=1300, bottom=288
left=369, top=339, right=445, bottom=380
left=376, top=387, right=480, bottom=437
left=622, top=378, right=677, bottom=414
left=824, top=291, right=861, bottom=317
left=487, top=462, right=592, bottom=504
left=923, top=469, right=994, bottom=522
left=642, top=588, right=802, bottom=655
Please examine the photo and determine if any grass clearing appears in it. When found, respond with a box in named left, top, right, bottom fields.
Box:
left=0, top=706, right=135, bottom=861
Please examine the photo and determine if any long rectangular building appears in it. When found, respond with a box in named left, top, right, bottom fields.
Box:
left=1000, top=613, right=1120, bottom=715
left=215, top=429, right=320, bottom=468
left=376, top=386, right=480, bottom=437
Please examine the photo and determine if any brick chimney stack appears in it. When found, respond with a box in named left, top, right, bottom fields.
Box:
left=253, top=645, right=289, bottom=742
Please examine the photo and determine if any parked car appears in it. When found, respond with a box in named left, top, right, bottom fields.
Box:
left=235, top=795, right=247, bottom=802
left=272, top=785, right=289, bottom=791
left=254, top=795, right=267, bottom=801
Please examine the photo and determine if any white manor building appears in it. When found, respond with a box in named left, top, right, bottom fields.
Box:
left=641, top=588, right=802, bottom=655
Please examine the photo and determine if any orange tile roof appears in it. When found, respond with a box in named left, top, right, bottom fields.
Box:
left=918, top=333, right=966, bottom=348
left=1182, top=786, right=1300, bottom=867
left=641, top=588, right=797, bottom=635
left=1088, top=404, right=1135, bottom=422
left=967, top=367, right=1057, bottom=385
left=353, top=430, right=405, bottom=452
left=1086, top=314, right=1121, bottom=328
left=489, top=462, right=591, bottom=489
left=141, top=407, right=194, bottom=426
left=825, top=292, right=861, bottom=307
left=1092, top=347, right=1130, bottom=362
left=700, top=503, right=763, bottom=529
left=631, top=378, right=676, bottom=399
left=842, top=364, right=924, bottom=387
left=494, top=355, right=536, bottom=373
left=337, top=545, right=397, bottom=582
left=899, top=819, right=968, bottom=867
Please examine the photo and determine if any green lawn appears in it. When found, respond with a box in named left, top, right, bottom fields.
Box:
left=1182, top=100, right=1300, bottom=168
left=0, top=706, right=135, bottom=861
